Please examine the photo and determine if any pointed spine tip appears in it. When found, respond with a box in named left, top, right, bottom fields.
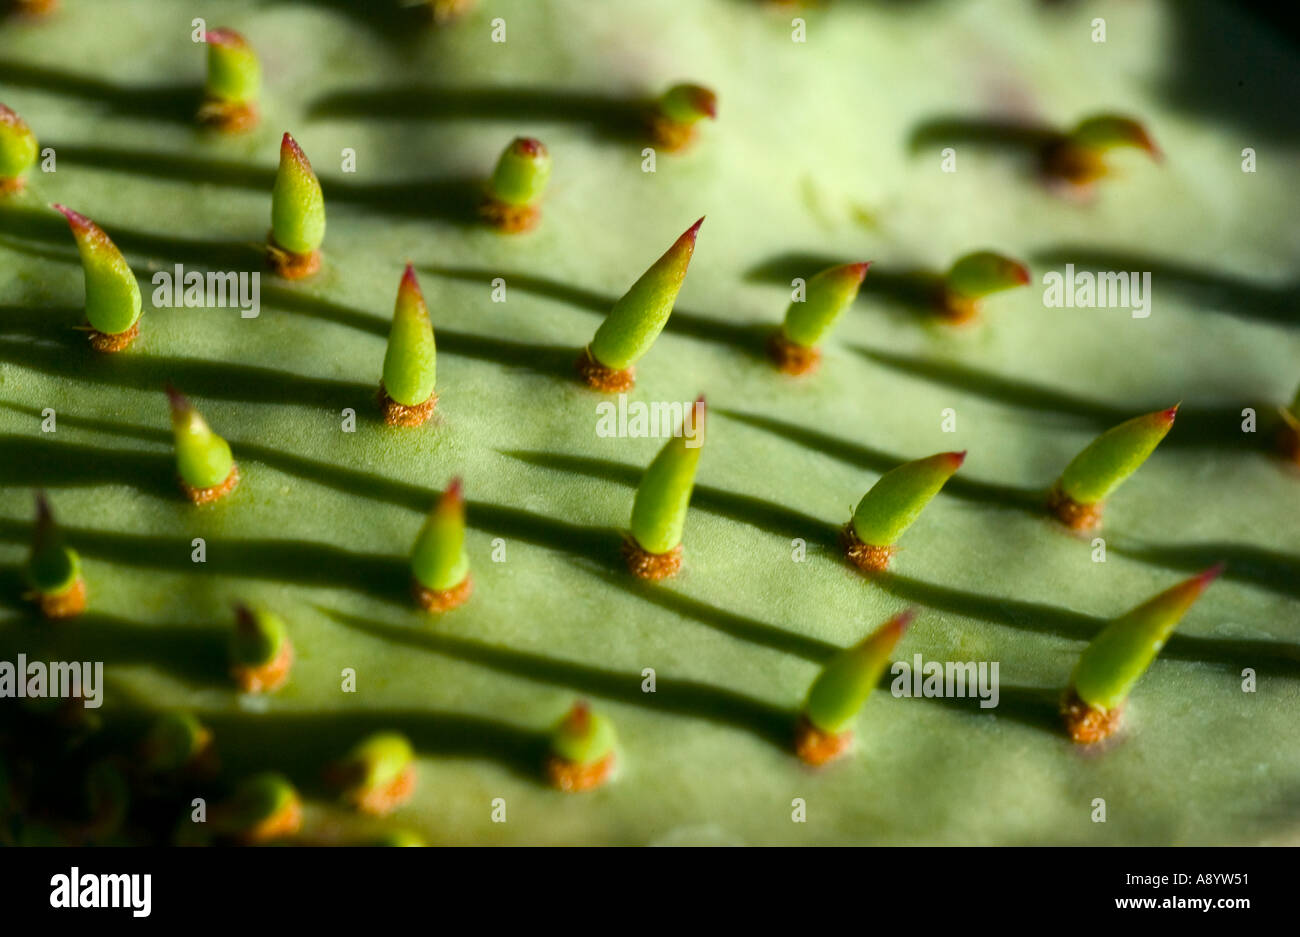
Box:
left=568, top=700, right=591, bottom=730
left=946, top=450, right=968, bottom=468
left=691, top=87, right=718, bottom=119
left=1196, top=563, right=1226, bottom=586
left=281, top=132, right=309, bottom=167
left=399, top=262, right=420, bottom=292
left=691, top=395, right=707, bottom=430
left=514, top=137, right=545, bottom=157
left=164, top=383, right=190, bottom=413
left=1136, top=126, right=1162, bottom=160
left=671, top=217, right=704, bottom=254
left=890, top=606, right=919, bottom=633
left=847, top=261, right=871, bottom=283
left=34, top=490, right=52, bottom=524
left=1013, top=261, right=1032, bottom=285
left=1161, top=404, right=1180, bottom=424
left=441, top=477, right=464, bottom=507
left=51, top=203, right=89, bottom=228
left=205, top=27, right=246, bottom=47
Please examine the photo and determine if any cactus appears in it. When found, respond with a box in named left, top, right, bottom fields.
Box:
left=0, top=0, right=1297, bottom=848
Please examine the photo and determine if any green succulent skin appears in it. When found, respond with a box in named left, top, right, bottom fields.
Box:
left=52, top=204, right=142, bottom=335
left=1054, top=407, right=1177, bottom=506
left=230, top=605, right=288, bottom=669
left=804, top=610, right=915, bottom=734
left=1072, top=568, right=1221, bottom=713
left=550, top=703, right=617, bottom=765
left=0, top=103, right=38, bottom=182
left=780, top=262, right=869, bottom=348
left=410, top=480, right=470, bottom=592
left=629, top=399, right=705, bottom=554
left=0, top=0, right=1293, bottom=849
left=382, top=264, right=437, bottom=406
left=851, top=452, right=965, bottom=547
left=204, top=28, right=261, bottom=105
left=488, top=137, right=551, bottom=207
left=588, top=218, right=703, bottom=371
left=271, top=132, right=325, bottom=255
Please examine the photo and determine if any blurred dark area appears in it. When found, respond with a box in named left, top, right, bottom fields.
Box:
left=1161, top=0, right=1298, bottom=142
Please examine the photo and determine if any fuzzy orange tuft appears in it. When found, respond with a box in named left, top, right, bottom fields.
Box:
left=36, top=577, right=86, bottom=620
left=576, top=347, right=636, bottom=392
left=231, top=634, right=293, bottom=694
left=180, top=463, right=240, bottom=505
left=379, top=384, right=438, bottom=427
left=840, top=523, right=897, bottom=574
left=198, top=98, right=259, bottom=133
left=794, top=714, right=853, bottom=766
left=646, top=113, right=699, bottom=153
left=266, top=231, right=321, bottom=279
left=87, top=319, right=139, bottom=353
left=347, top=764, right=417, bottom=816
left=238, top=797, right=302, bottom=844
left=1046, top=485, right=1103, bottom=531
left=544, top=751, right=615, bottom=793
left=479, top=196, right=540, bottom=234
left=1060, top=687, right=1123, bottom=744
left=412, top=574, right=473, bottom=612
left=622, top=538, right=683, bottom=580
left=767, top=330, right=822, bottom=375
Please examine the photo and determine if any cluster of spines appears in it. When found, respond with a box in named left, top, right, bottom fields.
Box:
left=3, top=13, right=1258, bottom=834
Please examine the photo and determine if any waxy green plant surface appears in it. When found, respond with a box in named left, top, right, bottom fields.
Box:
left=1, top=0, right=1299, bottom=845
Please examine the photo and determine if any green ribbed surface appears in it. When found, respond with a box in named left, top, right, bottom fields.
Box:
left=0, top=0, right=1297, bottom=844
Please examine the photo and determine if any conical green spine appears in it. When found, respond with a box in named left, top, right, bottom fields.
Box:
left=382, top=264, right=437, bottom=406
left=230, top=604, right=288, bottom=668
left=411, top=479, right=470, bottom=591
left=804, top=610, right=915, bottom=734
left=588, top=219, right=703, bottom=371
left=168, top=387, right=235, bottom=490
left=53, top=204, right=142, bottom=336
left=0, top=103, right=38, bottom=183
left=781, top=262, right=869, bottom=348
left=1054, top=407, right=1177, bottom=506
left=1072, top=568, right=1221, bottom=712
left=271, top=132, right=325, bottom=254
left=27, top=494, right=80, bottom=596
left=851, top=452, right=965, bottom=547
left=205, top=28, right=260, bottom=104
left=488, top=137, right=551, bottom=206
left=629, top=398, right=706, bottom=554
left=550, top=702, right=616, bottom=765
